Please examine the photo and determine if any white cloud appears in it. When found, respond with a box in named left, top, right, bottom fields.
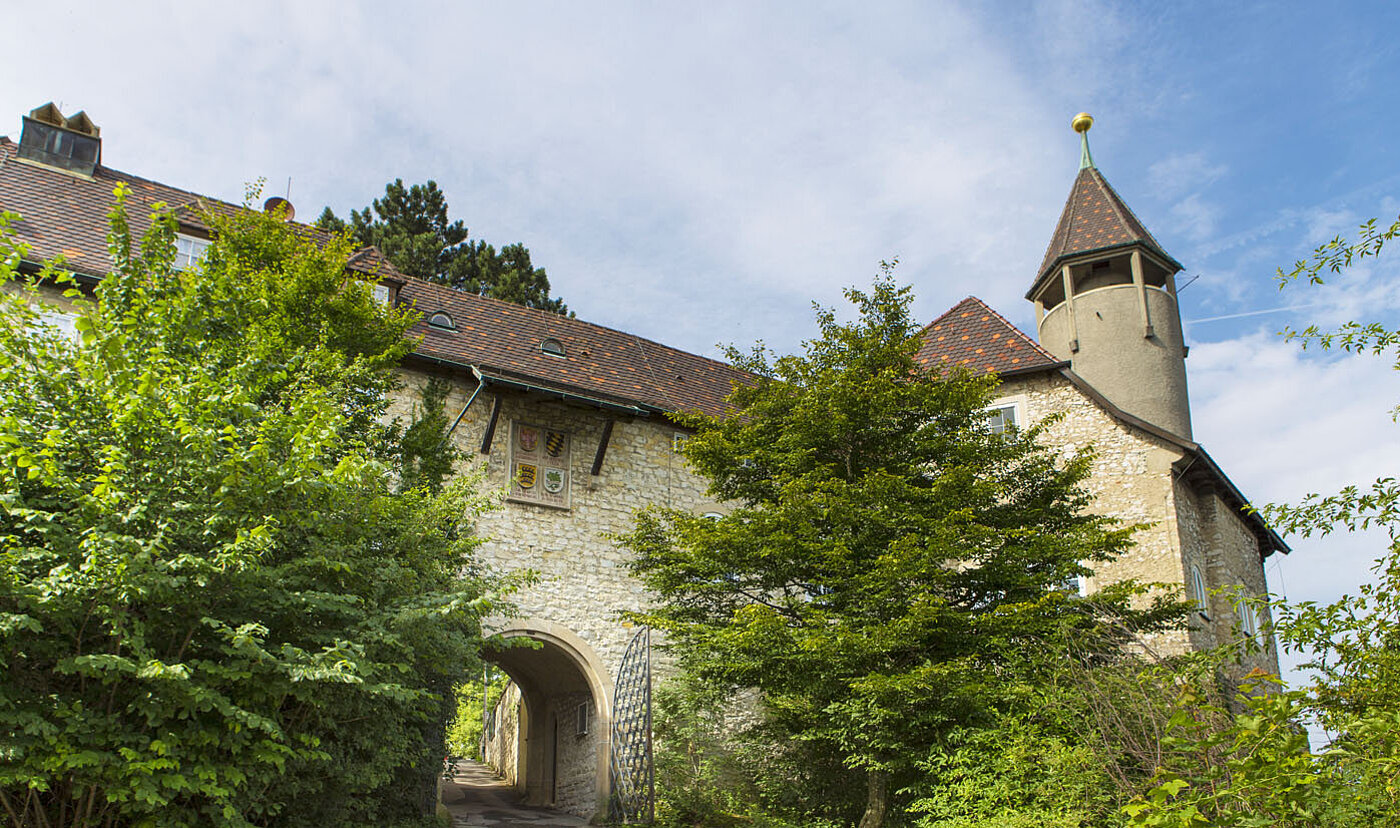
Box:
left=1168, top=193, right=1222, bottom=242
left=1148, top=152, right=1227, bottom=199
left=1190, top=330, right=1398, bottom=638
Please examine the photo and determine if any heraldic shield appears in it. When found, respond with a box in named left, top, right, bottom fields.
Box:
left=508, top=421, right=571, bottom=508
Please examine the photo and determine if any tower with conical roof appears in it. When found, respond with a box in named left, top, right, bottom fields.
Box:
left=1028, top=114, right=1193, bottom=440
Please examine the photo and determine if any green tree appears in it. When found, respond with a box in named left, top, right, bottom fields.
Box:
left=0, top=192, right=504, bottom=827
left=1120, top=213, right=1400, bottom=827
left=318, top=179, right=569, bottom=314
left=443, top=671, right=510, bottom=761
left=622, top=271, right=1182, bottom=828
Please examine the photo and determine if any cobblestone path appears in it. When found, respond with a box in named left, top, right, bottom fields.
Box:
left=441, top=760, right=590, bottom=827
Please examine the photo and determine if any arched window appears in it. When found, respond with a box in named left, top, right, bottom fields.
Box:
left=1235, top=593, right=1257, bottom=640
left=428, top=311, right=455, bottom=330
left=540, top=337, right=565, bottom=357
left=1190, top=565, right=1209, bottom=618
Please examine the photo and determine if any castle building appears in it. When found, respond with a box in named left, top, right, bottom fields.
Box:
left=0, top=104, right=1283, bottom=820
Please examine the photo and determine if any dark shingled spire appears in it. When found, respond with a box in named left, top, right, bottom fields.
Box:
left=1034, top=165, right=1180, bottom=290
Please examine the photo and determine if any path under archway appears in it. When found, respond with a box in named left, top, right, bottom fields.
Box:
left=478, top=621, right=613, bottom=821
left=442, top=759, right=588, bottom=827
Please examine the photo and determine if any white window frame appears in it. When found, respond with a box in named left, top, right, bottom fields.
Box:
left=35, top=307, right=80, bottom=341
left=1235, top=591, right=1257, bottom=641
left=1189, top=564, right=1209, bottom=619
left=371, top=282, right=392, bottom=305
left=985, top=394, right=1027, bottom=435
left=174, top=233, right=210, bottom=270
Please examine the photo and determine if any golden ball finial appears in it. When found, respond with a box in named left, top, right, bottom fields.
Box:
left=1072, top=112, right=1094, bottom=134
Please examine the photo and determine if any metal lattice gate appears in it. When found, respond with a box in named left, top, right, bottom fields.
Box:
left=608, top=626, right=653, bottom=823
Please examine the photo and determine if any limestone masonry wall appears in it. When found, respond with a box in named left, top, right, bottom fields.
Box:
left=406, top=357, right=1279, bottom=816
left=484, top=682, right=522, bottom=787
left=391, top=364, right=723, bottom=817
left=549, top=690, right=599, bottom=816
left=387, top=365, right=723, bottom=684
left=998, top=371, right=1278, bottom=672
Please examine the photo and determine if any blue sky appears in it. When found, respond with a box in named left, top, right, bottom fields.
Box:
left=4, top=1, right=1399, bottom=691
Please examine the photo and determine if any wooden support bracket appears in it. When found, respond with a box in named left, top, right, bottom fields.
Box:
left=591, top=420, right=615, bottom=476
left=479, top=395, right=502, bottom=455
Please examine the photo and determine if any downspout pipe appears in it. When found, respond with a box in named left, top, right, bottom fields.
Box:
left=442, top=376, right=486, bottom=444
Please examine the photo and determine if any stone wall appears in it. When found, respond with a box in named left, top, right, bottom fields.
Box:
left=997, top=370, right=1279, bottom=672
left=393, top=364, right=723, bottom=818
left=1179, top=480, right=1275, bottom=670
left=388, top=365, right=723, bottom=681
left=550, top=690, right=599, bottom=816
left=484, top=682, right=522, bottom=787
left=419, top=357, right=1281, bottom=815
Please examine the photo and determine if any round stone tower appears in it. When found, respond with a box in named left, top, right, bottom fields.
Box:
left=1027, top=114, right=1193, bottom=441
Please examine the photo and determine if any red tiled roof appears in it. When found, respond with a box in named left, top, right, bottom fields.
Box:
left=0, top=137, right=744, bottom=418
left=1, top=137, right=1060, bottom=419
left=346, top=246, right=406, bottom=283
left=914, top=296, right=1061, bottom=376
left=0, top=137, right=399, bottom=282
left=1035, top=166, right=1180, bottom=288
left=401, top=279, right=750, bottom=417
left=0, top=137, right=202, bottom=277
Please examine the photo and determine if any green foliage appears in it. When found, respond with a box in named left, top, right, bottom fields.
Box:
left=651, top=675, right=850, bottom=828
left=1118, top=214, right=1400, bottom=828
left=319, top=179, right=570, bottom=314
left=910, top=713, right=1123, bottom=828
left=1121, top=675, right=1389, bottom=828
left=0, top=193, right=503, bottom=827
left=444, top=672, right=510, bottom=760
left=394, top=377, right=458, bottom=494
left=624, top=269, right=1185, bottom=827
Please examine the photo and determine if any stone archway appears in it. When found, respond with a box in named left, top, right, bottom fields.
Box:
left=481, top=620, right=613, bottom=820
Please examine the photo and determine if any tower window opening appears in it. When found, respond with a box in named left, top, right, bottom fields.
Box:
left=575, top=702, right=590, bottom=736
left=1073, top=256, right=1133, bottom=293
left=1235, top=593, right=1257, bottom=641
left=1039, top=277, right=1066, bottom=312
left=1142, top=258, right=1170, bottom=289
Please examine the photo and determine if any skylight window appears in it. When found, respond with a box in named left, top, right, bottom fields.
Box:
left=18, top=112, right=101, bottom=176
left=428, top=311, right=455, bottom=330
left=541, top=337, right=565, bottom=357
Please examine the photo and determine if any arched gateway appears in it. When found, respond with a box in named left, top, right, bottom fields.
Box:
left=481, top=622, right=613, bottom=817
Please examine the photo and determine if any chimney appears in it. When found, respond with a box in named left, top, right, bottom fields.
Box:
left=18, top=102, right=102, bottom=176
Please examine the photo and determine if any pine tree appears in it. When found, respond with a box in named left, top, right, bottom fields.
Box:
left=319, top=179, right=569, bottom=314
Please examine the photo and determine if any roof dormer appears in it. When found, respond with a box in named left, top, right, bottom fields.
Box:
left=17, top=102, right=102, bottom=176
